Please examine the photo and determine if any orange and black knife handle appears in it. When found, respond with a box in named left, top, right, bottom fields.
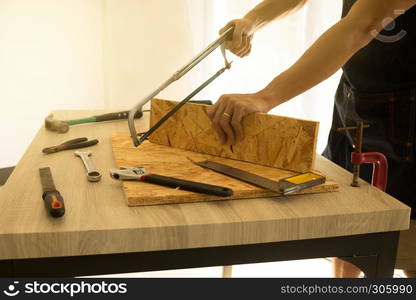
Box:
left=39, top=167, right=65, bottom=218
left=42, top=190, right=65, bottom=218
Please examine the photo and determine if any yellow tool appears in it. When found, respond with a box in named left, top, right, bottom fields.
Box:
left=279, top=172, right=325, bottom=195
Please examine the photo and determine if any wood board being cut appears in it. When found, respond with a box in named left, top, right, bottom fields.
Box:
left=111, top=133, right=338, bottom=206
left=149, top=99, right=319, bottom=173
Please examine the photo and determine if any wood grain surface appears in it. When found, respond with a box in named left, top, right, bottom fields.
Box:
left=0, top=110, right=410, bottom=260
left=149, top=99, right=319, bottom=172
left=111, top=133, right=338, bottom=206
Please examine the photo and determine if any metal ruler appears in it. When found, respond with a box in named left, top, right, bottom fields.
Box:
left=195, top=160, right=325, bottom=196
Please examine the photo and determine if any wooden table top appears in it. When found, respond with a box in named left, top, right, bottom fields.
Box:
left=0, top=110, right=411, bottom=260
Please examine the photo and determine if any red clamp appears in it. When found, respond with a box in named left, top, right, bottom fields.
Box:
left=351, top=152, right=388, bottom=192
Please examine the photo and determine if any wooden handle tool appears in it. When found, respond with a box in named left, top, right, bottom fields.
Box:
left=39, top=167, right=65, bottom=218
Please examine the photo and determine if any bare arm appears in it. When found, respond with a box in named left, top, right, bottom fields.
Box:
left=222, top=0, right=308, bottom=56
left=209, top=0, right=416, bottom=145
left=244, top=0, right=307, bottom=29
left=258, top=0, right=416, bottom=108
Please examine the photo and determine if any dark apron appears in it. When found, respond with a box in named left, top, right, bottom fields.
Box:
left=322, top=1, right=416, bottom=217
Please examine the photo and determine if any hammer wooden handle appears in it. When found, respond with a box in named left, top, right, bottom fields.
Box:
left=94, top=111, right=143, bottom=122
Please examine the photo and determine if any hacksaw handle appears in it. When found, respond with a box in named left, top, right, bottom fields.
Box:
left=175, top=26, right=234, bottom=78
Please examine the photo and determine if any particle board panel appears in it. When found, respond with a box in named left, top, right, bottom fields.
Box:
left=148, top=99, right=319, bottom=173
left=111, top=132, right=338, bottom=206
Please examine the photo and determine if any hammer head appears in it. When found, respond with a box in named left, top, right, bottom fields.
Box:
left=45, top=114, right=70, bottom=133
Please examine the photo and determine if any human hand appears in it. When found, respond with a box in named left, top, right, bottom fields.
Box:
left=220, top=18, right=256, bottom=57
left=207, top=93, right=271, bottom=145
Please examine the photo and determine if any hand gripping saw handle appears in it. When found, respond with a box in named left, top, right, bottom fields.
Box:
left=127, top=26, right=234, bottom=147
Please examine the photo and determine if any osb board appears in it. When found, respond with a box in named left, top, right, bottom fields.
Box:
left=111, top=133, right=338, bottom=206
left=148, top=99, right=319, bottom=173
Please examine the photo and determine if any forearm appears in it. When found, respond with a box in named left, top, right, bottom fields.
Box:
left=258, top=18, right=368, bottom=108
left=257, top=0, right=416, bottom=109
left=244, top=0, right=308, bottom=31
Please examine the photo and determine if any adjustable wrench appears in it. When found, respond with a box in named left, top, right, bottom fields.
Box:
left=74, top=151, right=102, bottom=182
left=110, top=167, right=233, bottom=197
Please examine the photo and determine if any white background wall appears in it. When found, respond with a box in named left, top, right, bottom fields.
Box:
left=0, top=0, right=105, bottom=167
left=0, top=0, right=342, bottom=168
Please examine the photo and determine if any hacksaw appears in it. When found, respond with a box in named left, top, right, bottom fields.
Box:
left=127, top=26, right=234, bottom=147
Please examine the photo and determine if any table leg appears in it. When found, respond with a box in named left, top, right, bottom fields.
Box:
left=222, top=266, right=233, bottom=278
left=338, top=231, right=399, bottom=278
